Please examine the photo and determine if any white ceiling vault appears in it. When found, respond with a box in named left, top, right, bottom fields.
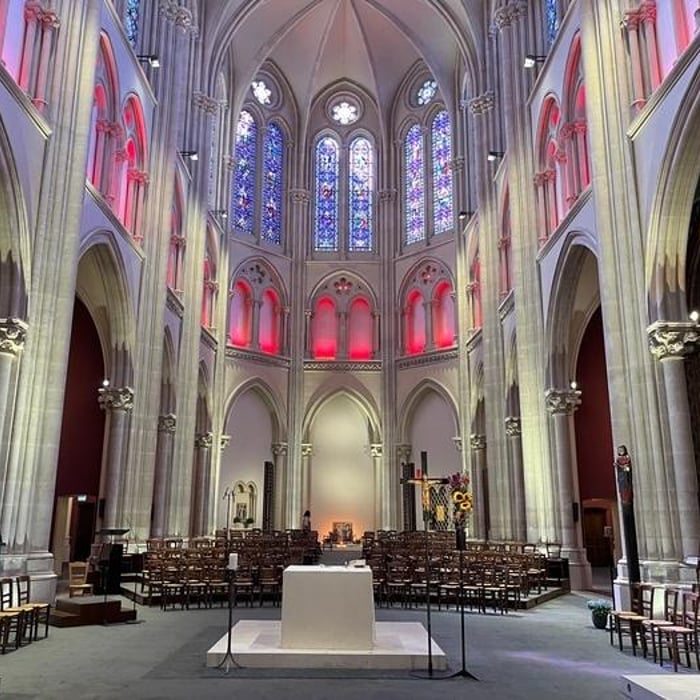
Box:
left=200, top=0, right=485, bottom=124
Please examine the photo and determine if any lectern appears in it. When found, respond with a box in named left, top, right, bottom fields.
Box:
left=94, top=528, right=129, bottom=595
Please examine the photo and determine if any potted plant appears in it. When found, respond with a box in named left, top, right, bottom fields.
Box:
left=232, top=516, right=242, bottom=529
left=587, top=599, right=612, bottom=629
left=244, top=517, right=255, bottom=528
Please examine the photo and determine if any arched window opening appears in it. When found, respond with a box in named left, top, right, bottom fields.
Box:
left=405, top=290, right=426, bottom=355
left=348, top=297, right=373, bottom=359
left=229, top=281, right=253, bottom=348
left=431, top=110, right=453, bottom=235
left=348, top=136, right=374, bottom=251
left=124, top=0, right=140, bottom=47
left=119, top=96, right=148, bottom=240
left=500, top=193, right=513, bottom=297
left=259, top=288, right=281, bottom=354
left=535, top=99, right=561, bottom=244
left=404, top=124, right=425, bottom=245
left=261, top=122, right=284, bottom=244
left=232, top=110, right=257, bottom=234
left=312, top=297, right=338, bottom=359
left=314, top=136, right=340, bottom=252
left=434, top=282, right=455, bottom=348
left=167, top=180, right=185, bottom=294
left=87, top=85, right=107, bottom=188
left=468, top=253, right=482, bottom=330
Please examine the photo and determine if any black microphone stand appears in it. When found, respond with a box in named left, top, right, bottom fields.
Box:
left=217, top=563, right=240, bottom=672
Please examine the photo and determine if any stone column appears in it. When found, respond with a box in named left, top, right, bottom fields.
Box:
left=470, top=434, right=487, bottom=540
left=370, top=444, right=383, bottom=529
left=622, top=10, right=646, bottom=110
left=545, top=388, right=591, bottom=589
left=214, top=435, right=230, bottom=531
left=98, top=386, right=135, bottom=530
left=337, top=311, right=347, bottom=360
left=423, top=299, right=435, bottom=351
left=505, top=416, right=526, bottom=541
left=0, top=319, right=28, bottom=550
left=250, top=298, right=261, bottom=350
left=648, top=322, right=700, bottom=561
left=396, top=444, right=412, bottom=530
left=272, top=442, right=288, bottom=529
left=151, top=414, right=176, bottom=537
left=300, top=443, right=313, bottom=521
left=192, top=432, right=213, bottom=536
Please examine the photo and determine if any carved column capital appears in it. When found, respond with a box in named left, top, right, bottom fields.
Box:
left=493, top=1, right=527, bottom=30
left=98, top=386, right=135, bottom=412
left=468, top=91, right=495, bottom=115
left=370, top=443, right=383, bottom=458
left=272, top=442, right=289, bottom=456
left=220, top=435, right=231, bottom=450
left=544, top=389, right=582, bottom=415
left=301, top=443, right=313, bottom=457
left=290, top=188, right=310, bottom=204
left=647, top=321, right=700, bottom=360
left=505, top=416, right=522, bottom=437
left=194, top=431, right=214, bottom=449
left=470, top=433, right=486, bottom=451
left=0, top=318, right=28, bottom=356
left=396, top=443, right=412, bottom=461
left=158, top=413, right=177, bottom=433
left=193, top=91, right=219, bottom=114
left=452, top=437, right=463, bottom=452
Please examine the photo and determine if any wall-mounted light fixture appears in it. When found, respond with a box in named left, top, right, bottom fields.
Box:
left=523, top=54, right=547, bottom=69
left=137, top=54, right=160, bottom=68
left=179, top=150, right=199, bottom=162
left=690, top=310, right=699, bottom=323
left=487, top=150, right=504, bottom=162
left=458, top=210, right=474, bottom=222
left=212, top=209, right=228, bottom=219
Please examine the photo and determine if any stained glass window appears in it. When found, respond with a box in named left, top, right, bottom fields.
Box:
left=404, top=125, right=425, bottom=245
left=431, top=110, right=453, bottom=234
left=417, top=79, right=437, bottom=106
left=252, top=80, right=272, bottom=106
left=348, top=137, right=373, bottom=251
left=232, top=111, right=257, bottom=234
left=314, top=136, right=340, bottom=251
left=546, top=0, right=559, bottom=46
left=125, top=0, right=140, bottom=47
left=261, top=122, right=284, bottom=244
left=331, top=101, right=359, bottom=125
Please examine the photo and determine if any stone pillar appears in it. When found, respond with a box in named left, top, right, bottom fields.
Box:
left=370, top=444, right=383, bottom=529
left=396, top=444, right=412, bottom=530
left=151, top=414, right=176, bottom=537
left=0, top=319, right=28, bottom=549
left=423, top=299, right=435, bottom=351
left=300, top=443, right=312, bottom=521
left=251, top=298, right=261, bottom=350
left=622, top=10, right=646, bottom=110
left=304, top=309, right=313, bottom=358
left=648, top=322, right=700, bottom=561
left=215, top=435, right=230, bottom=531
left=545, top=388, right=591, bottom=589
left=272, top=442, right=288, bottom=529
left=338, top=311, right=347, bottom=360
left=505, top=416, right=526, bottom=541
left=98, top=386, right=135, bottom=530
left=470, top=434, right=487, bottom=540
left=192, top=432, right=213, bottom=537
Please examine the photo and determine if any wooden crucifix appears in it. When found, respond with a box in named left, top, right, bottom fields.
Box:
left=400, top=451, right=449, bottom=527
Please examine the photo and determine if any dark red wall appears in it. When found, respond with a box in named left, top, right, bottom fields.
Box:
left=574, top=307, right=616, bottom=501
left=55, top=299, right=105, bottom=497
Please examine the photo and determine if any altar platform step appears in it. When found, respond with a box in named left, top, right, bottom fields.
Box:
left=621, top=674, right=700, bottom=699
left=206, top=620, right=447, bottom=670
left=49, top=596, right=137, bottom=627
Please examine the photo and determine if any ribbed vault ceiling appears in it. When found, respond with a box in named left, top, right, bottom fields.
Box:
left=202, top=0, right=483, bottom=120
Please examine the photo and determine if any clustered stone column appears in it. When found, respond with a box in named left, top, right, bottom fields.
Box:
left=469, top=434, right=487, bottom=539
left=505, top=416, right=526, bottom=541
left=300, top=443, right=313, bottom=519
left=396, top=444, right=412, bottom=530
left=648, top=321, right=700, bottom=561
left=192, top=431, right=213, bottom=536
left=370, top=444, right=383, bottom=528
left=151, top=414, right=176, bottom=537
left=271, top=442, right=288, bottom=529
left=98, top=386, right=135, bottom=529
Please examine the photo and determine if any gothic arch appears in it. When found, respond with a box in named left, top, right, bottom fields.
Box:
left=223, top=377, right=286, bottom=443
left=646, top=65, right=700, bottom=322
left=308, top=269, right=378, bottom=312
left=546, top=230, right=600, bottom=388
left=229, top=256, right=288, bottom=305
left=303, top=383, right=381, bottom=444
left=398, top=378, right=459, bottom=443
left=76, top=231, right=135, bottom=386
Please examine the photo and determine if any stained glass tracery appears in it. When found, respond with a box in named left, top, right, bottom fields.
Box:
left=232, top=110, right=257, bottom=234
left=404, top=125, right=425, bottom=245
left=262, top=122, right=284, bottom=244
left=314, top=136, right=340, bottom=251
left=431, top=110, right=453, bottom=234
left=125, top=0, right=140, bottom=47
left=546, top=0, right=559, bottom=46
left=417, top=79, right=437, bottom=106
left=348, top=137, right=373, bottom=251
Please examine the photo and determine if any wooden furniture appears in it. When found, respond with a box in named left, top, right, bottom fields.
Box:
left=68, top=561, right=92, bottom=597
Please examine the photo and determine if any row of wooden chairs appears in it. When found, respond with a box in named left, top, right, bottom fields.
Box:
left=0, top=576, right=50, bottom=654
left=609, top=583, right=699, bottom=672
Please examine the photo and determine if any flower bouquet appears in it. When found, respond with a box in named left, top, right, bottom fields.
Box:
left=448, top=472, right=473, bottom=549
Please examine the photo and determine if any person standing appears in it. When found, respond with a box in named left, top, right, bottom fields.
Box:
left=302, top=510, right=311, bottom=532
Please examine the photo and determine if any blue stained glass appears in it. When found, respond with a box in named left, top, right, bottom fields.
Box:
left=232, top=111, right=257, bottom=234
left=348, top=137, right=373, bottom=251
left=125, top=0, right=140, bottom=47
left=431, top=110, right=453, bottom=234
left=404, top=125, right=425, bottom=245
left=261, top=122, right=284, bottom=244
left=314, top=136, right=340, bottom=251
left=546, top=0, right=559, bottom=46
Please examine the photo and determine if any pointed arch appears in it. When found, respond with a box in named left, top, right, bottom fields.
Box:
left=223, top=377, right=286, bottom=443
left=398, top=378, right=459, bottom=443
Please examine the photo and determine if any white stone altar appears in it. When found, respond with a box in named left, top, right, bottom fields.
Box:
left=281, top=565, right=374, bottom=650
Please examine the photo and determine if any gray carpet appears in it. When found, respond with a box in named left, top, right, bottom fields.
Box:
left=0, top=593, right=694, bottom=699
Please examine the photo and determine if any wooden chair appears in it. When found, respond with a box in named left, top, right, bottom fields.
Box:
left=609, top=583, right=653, bottom=656
left=0, top=578, right=25, bottom=651
left=68, top=561, right=92, bottom=597
left=640, top=587, right=679, bottom=662
left=658, top=591, right=699, bottom=672
left=15, top=575, right=50, bottom=641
